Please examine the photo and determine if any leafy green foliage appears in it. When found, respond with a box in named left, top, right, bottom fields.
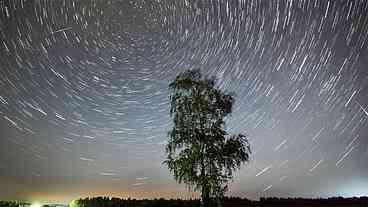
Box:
left=0, top=201, right=21, bottom=207
left=163, top=69, right=251, bottom=207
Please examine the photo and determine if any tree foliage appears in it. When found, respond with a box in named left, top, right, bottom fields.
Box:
left=0, top=201, right=21, bottom=207
left=163, top=69, right=251, bottom=207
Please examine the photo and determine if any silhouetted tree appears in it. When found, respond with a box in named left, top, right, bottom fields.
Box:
left=163, top=69, right=251, bottom=207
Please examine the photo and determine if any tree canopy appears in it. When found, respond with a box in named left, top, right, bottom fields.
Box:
left=163, top=69, right=251, bottom=207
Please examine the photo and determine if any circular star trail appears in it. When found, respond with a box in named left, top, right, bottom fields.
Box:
left=0, top=0, right=367, bottom=202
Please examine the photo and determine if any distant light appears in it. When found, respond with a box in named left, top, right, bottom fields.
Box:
left=340, top=182, right=368, bottom=197
left=31, top=203, right=42, bottom=207
left=70, top=199, right=79, bottom=207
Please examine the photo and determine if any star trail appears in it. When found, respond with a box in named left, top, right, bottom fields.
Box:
left=0, top=0, right=367, bottom=203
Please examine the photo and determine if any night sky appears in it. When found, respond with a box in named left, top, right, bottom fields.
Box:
left=0, top=0, right=368, bottom=203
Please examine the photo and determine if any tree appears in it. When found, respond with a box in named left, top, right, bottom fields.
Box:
left=163, top=69, right=251, bottom=207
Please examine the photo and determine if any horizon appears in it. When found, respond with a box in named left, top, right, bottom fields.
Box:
left=0, top=0, right=367, bottom=204
left=4, top=195, right=368, bottom=205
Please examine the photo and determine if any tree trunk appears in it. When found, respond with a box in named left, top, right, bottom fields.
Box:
left=201, top=184, right=210, bottom=207
left=200, top=147, right=209, bottom=207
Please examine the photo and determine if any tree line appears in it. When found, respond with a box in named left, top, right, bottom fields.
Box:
left=71, top=196, right=254, bottom=207
left=1, top=196, right=368, bottom=207
left=0, top=201, right=22, bottom=207
left=259, top=196, right=368, bottom=207
left=71, top=196, right=368, bottom=207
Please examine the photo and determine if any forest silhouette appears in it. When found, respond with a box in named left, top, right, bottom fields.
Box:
left=2, top=197, right=368, bottom=207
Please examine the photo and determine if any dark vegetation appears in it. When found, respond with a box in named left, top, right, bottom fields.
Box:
left=61, top=196, right=368, bottom=207
left=258, top=197, right=368, bottom=207
left=0, top=201, right=23, bottom=207
left=2, top=196, right=368, bottom=207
